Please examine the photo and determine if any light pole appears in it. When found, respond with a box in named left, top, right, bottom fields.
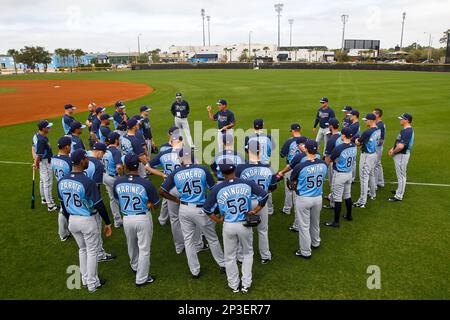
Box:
left=249, top=31, right=253, bottom=61
left=288, top=19, right=294, bottom=61
left=274, top=3, right=284, bottom=49
left=201, top=9, right=206, bottom=46
left=400, top=12, right=406, bottom=49
left=206, top=16, right=211, bottom=46
left=137, top=33, right=142, bottom=63
left=341, top=14, right=349, bottom=51
left=424, top=32, right=432, bottom=62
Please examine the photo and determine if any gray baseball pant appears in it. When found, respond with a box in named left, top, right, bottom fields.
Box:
left=39, top=160, right=55, bottom=207
left=145, top=139, right=153, bottom=158
left=327, top=163, right=335, bottom=207
left=94, top=213, right=107, bottom=259
left=282, top=171, right=294, bottom=213
left=103, top=174, right=123, bottom=227
left=158, top=198, right=169, bottom=226
left=223, top=221, right=253, bottom=290
left=58, top=208, right=70, bottom=240
left=217, top=129, right=234, bottom=152
left=179, top=204, right=225, bottom=276
left=295, top=195, right=322, bottom=257
left=138, top=163, right=147, bottom=179
left=331, top=171, right=353, bottom=202
left=267, top=193, right=273, bottom=215
left=352, top=155, right=357, bottom=182
left=174, top=117, right=194, bottom=147
left=375, top=145, right=385, bottom=187
left=315, top=127, right=329, bottom=154
left=68, top=215, right=101, bottom=292
left=393, top=153, right=410, bottom=200
left=358, top=153, right=378, bottom=205
left=123, top=213, right=153, bottom=285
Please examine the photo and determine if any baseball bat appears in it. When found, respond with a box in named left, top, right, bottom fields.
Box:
left=31, top=167, right=35, bottom=209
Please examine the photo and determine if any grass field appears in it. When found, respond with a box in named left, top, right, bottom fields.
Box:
left=0, top=69, right=449, bottom=300
left=0, top=87, right=16, bottom=93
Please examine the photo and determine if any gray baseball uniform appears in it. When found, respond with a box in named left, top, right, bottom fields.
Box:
left=392, top=126, right=414, bottom=200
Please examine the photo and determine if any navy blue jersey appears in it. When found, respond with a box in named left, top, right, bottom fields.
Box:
left=103, top=146, right=123, bottom=176
left=280, top=137, right=304, bottom=164
left=70, top=135, right=85, bottom=155
left=57, top=172, right=102, bottom=216
left=394, top=127, right=414, bottom=154
left=290, top=152, right=321, bottom=168
left=349, top=121, right=360, bottom=140
left=203, top=178, right=268, bottom=223
left=377, top=121, right=386, bottom=144
left=149, top=147, right=181, bottom=175
left=359, top=127, right=381, bottom=154
left=161, top=164, right=215, bottom=204
left=62, top=115, right=75, bottom=135
left=171, top=100, right=190, bottom=118
left=87, top=112, right=95, bottom=132
left=99, top=125, right=111, bottom=144
left=113, top=111, right=127, bottom=131
left=113, top=174, right=160, bottom=216
left=291, top=159, right=328, bottom=197
left=33, top=133, right=53, bottom=160
left=324, top=133, right=342, bottom=157
left=214, top=109, right=235, bottom=129
left=342, top=116, right=351, bottom=128
left=120, top=134, right=145, bottom=157
left=141, top=118, right=152, bottom=140
left=51, top=154, right=72, bottom=182
left=159, top=142, right=172, bottom=153
left=211, top=150, right=245, bottom=180
left=84, top=156, right=104, bottom=185
left=235, top=163, right=278, bottom=192
left=245, top=133, right=275, bottom=164
left=91, top=117, right=101, bottom=139
left=135, top=129, right=146, bottom=146
left=314, top=107, right=336, bottom=129
left=330, top=142, right=357, bottom=172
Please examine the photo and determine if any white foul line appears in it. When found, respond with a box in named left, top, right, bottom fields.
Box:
left=0, top=160, right=32, bottom=165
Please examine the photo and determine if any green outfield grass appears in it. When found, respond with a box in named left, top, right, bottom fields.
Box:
left=0, top=87, right=16, bottom=93
left=0, top=69, right=449, bottom=300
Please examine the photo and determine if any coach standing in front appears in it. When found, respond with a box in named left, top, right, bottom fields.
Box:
left=140, top=105, right=156, bottom=157
left=113, top=101, right=128, bottom=136
left=313, top=97, right=335, bottom=153
left=388, top=113, right=414, bottom=202
left=171, top=92, right=195, bottom=148
left=62, top=104, right=76, bottom=135
left=207, top=99, right=236, bottom=152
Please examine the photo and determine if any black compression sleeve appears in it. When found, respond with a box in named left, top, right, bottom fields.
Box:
left=94, top=201, right=111, bottom=225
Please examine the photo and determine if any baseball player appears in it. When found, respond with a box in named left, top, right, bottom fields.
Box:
left=373, top=108, right=386, bottom=189
left=348, top=110, right=360, bottom=182
left=114, top=154, right=160, bottom=286
left=62, top=104, right=76, bottom=135
left=324, top=127, right=357, bottom=227
left=290, top=140, right=328, bottom=259
left=236, top=142, right=279, bottom=264
left=279, top=123, right=305, bottom=215
left=103, top=132, right=124, bottom=228
left=51, top=136, right=73, bottom=241
left=57, top=149, right=112, bottom=293
left=160, top=149, right=225, bottom=279
left=388, top=113, right=414, bottom=202
left=203, top=163, right=269, bottom=293
left=323, top=118, right=342, bottom=210
left=86, top=102, right=97, bottom=149
left=120, top=118, right=148, bottom=179
left=313, top=97, right=335, bottom=153
left=33, top=120, right=58, bottom=211
left=341, top=106, right=353, bottom=128
left=207, top=99, right=235, bottom=152
left=98, top=114, right=113, bottom=144
left=85, top=142, right=116, bottom=263
left=140, top=106, right=156, bottom=157
left=113, top=101, right=128, bottom=136
left=91, top=107, right=106, bottom=145
left=353, top=113, right=381, bottom=208
left=210, top=133, right=245, bottom=183
left=131, top=115, right=148, bottom=157
left=69, top=121, right=86, bottom=154
left=171, top=92, right=195, bottom=148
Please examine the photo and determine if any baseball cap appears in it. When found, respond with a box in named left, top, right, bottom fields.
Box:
left=253, top=119, right=264, bottom=130
left=341, top=127, right=353, bottom=138
left=398, top=113, right=413, bottom=123
left=320, top=97, right=329, bottom=103
left=305, top=139, right=318, bottom=153
left=93, top=142, right=107, bottom=152
left=127, top=118, right=139, bottom=129
left=290, top=123, right=301, bottom=131
left=124, top=154, right=140, bottom=170
left=168, top=126, right=180, bottom=135
left=71, top=149, right=88, bottom=165
left=218, top=163, right=236, bottom=175
left=100, top=114, right=113, bottom=121
left=348, top=110, right=360, bottom=117
left=115, top=101, right=125, bottom=109
left=64, top=104, right=76, bottom=110
left=296, top=136, right=308, bottom=145
left=37, top=120, right=53, bottom=130
left=140, top=105, right=151, bottom=113
left=362, top=113, right=376, bottom=121
left=69, top=121, right=86, bottom=133
left=95, top=107, right=106, bottom=114
left=223, top=133, right=234, bottom=145
left=326, top=118, right=339, bottom=127
left=342, top=106, right=353, bottom=112
left=216, top=99, right=227, bottom=106
left=175, top=92, right=183, bottom=98
left=107, top=132, right=120, bottom=144
left=132, top=115, right=143, bottom=122
left=57, top=136, right=72, bottom=149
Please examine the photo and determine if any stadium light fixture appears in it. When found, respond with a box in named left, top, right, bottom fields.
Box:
left=424, top=32, right=432, bottom=62
left=274, top=3, right=284, bottom=49
left=207, top=16, right=211, bottom=46
left=288, top=19, right=294, bottom=47
left=400, top=12, right=406, bottom=49
left=341, top=14, right=349, bottom=51
left=201, top=9, right=206, bottom=46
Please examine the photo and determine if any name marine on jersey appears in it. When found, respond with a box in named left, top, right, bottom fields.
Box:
left=115, top=183, right=146, bottom=196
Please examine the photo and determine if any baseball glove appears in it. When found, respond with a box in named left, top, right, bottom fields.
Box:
left=151, top=145, right=159, bottom=154
left=243, top=214, right=261, bottom=228
left=286, top=178, right=298, bottom=191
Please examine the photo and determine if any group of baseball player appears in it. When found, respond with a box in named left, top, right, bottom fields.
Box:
left=31, top=93, right=414, bottom=294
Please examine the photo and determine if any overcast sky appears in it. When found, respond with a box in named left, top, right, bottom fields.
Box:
left=1, top=0, right=449, bottom=53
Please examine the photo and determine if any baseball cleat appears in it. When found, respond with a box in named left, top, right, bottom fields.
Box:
left=391, top=190, right=397, bottom=195
left=324, top=195, right=331, bottom=201
left=322, top=204, right=334, bottom=209
left=288, top=225, right=299, bottom=232
left=388, top=197, right=402, bottom=202
left=241, top=286, right=251, bottom=294
left=353, top=202, right=366, bottom=208
left=261, top=259, right=271, bottom=265
left=197, top=243, right=210, bottom=252
left=114, top=223, right=123, bottom=228
left=192, top=273, right=201, bottom=280
left=60, top=234, right=71, bottom=242
left=176, top=248, right=185, bottom=255
left=89, top=279, right=107, bottom=293
left=370, top=196, right=376, bottom=200
left=136, top=276, right=156, bottom=287
left=98, top=253, right=116, bottom=263
left=41, top=199, right=47, bottom=205
left=47, top=205, right=60, bottom=212
left=279, top=208, right=291, bottom=215
left=343, top=215, right=353, bottom=221
left=294, top=250, right=311, bottom=260
left=324, top=221, right=340, bottom=228
left=232, top=287, right=240, bottom=293
left=219, top=266, right=226, bottom=274
left=312, top=245, right=320, bottom=250
left=377, top=185, right=385, bottom=188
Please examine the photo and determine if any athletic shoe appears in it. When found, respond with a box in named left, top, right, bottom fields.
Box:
left=219, top=266, right=226, bottom=274
left=343, top=215, right=353, bottom=221
left=41, top=199, right=47, bottom=205
left=391, top=190, right=397, bottom=195
left=322, top=204, right=334, bottom=209
left=192, top=273, right=200, bottom=280
left=232, top=287, right=240, bottom=293
left=136, top=276, right=156, bottom=287
left=261, top=259, right=271, bottom=265
left=47, top=205, right=60, bottom=212
left=388, top=197, right=402, bottom=202
left=324, top=221, right=340, bottom=228
left=370, top=196, right=376, bottom=200
left=377, top=185, right=385, bottom=188
left=176, top=248, right=185, bottom=255
left=98, top=253, right=116, bottom=263
left=237, top=260, right=242, bottom=265
left=353, top=202, right=366, bottom=208
left=268, top=210, right=274, bottom=215
left=197, top=243, right=210, bottom=252
left=324, top=195, right=331, bottom=201
left=60, top=234, right=71, bottom=242
left=241, top=286, right=251, bottom=294
left=288, top=225, right=299, bottom=232
left=114, top=222, right=123, bottom=228
left=88, top=279, right=106, bottom=293
left=279, top=208, right=291, bottom=215
left=294, top=250, right=311, bottom=260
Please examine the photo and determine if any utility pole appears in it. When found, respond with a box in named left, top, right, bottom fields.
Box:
left=137, top=33, right=142, bottom=63
left=400, top=12, right=406, bottom=49
left=207, top=16, right=211, bottom=46
left=341, top=14, right=349, bottom=51
left=424, top=32, right=432, bottom=62
left=249, top=31, right=253, bottom=62
left=201, top=9, right=206, bottom=46
left=274, top=3, right=284, bottom=49
left=288, top=19, right=294, bottom=61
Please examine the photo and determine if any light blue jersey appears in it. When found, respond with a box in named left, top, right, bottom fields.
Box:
left=103, top=146, right=123, bottom=176
left=235, top=163, right=278, bottom=192
left=291, top=159, right=328, bottom=197
left=360, top=127, right=381, bottom=154
left=245, top=133, right=274, bottom=164
left=51, top=154, right=72, bottom=182
left=211, top=150, right=244, bottom=180
left=149, top=147, right=181, bottom=175
left=330, top=143, right=357, bottom=172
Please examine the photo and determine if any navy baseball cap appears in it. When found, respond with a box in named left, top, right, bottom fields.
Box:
left=93, top=142, right=107, bottom=152
left=290, top=123, right=301, bottom=131
left=175, top=92, right=183, bottom=98
left=342, top=106, right=353, bottom=112
left=124, top=154, right=140, bottom=169
left=140, top=105, right=151, bottom=113
left=218, top=163, right=236, bottom=174
left=37, top=120, right=53, bottom=130
left=107, top=132, right=120, bottom=144
left=326, top=118, right=339, bottom=127
left=69, top=121, right=86, bottom=132
left=100, top=114, right=113, bottom=121
left=57, top=136, right=72, bottom=149
left=71, top=149, right=88, bottom=165
left=320, top=97, right=329, bottom=103
left=341, top=127, right=353, bottom=138
left=348, top=110, right=360, bottom=117
left=305, top=139, right=318, bottom=152
left=127, top=118, right=139, bottom=129
left=64, top=104, right=76, bottom=110
left=362, top=113, right=376, bottom=121
left=132, top=115, right=143, bottom=122
left=115, top=101, right=125, bottom=108
left=223, top=133, right=234, bottom=145
left=296, top=136, right=308, bottom=145
left=253, top=119, right=264, bottom=130
left=95, top=107, right=106, bottom=114
left=168, top=126, right=180, bottom=135
left=216, top=99, right=227, bottom=106
left=398, top=113, right=413, bottom=123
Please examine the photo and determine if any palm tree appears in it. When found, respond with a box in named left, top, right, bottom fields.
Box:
left=7, top=49, right=19, bottom=74
left=73, top=49, right=85, bottom=67
left=223, top=48, right=229, bottom=62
